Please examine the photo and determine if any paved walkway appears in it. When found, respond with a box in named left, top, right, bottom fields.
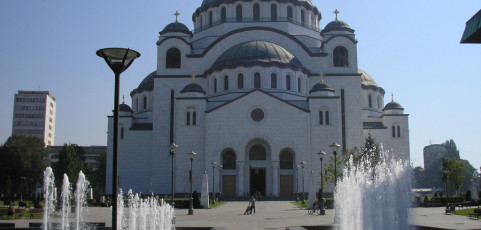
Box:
left=1, top=201, right=480, bottom=229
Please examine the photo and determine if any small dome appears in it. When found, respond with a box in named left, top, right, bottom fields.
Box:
left=130, top=71, right=155, bottom=96
left=309, top=82, right=335, bottom=94
left=359, top=69, right=378, bottom=87
left=180, top=83, right=206, bottom=94
left=321, top=20, right=355, bottom=34
left=383, top=101, right=404, bottom=111
left=159, top=22, right=192, bottom=36
left=210, top=41, right=304, bottom=73
left=119, top=103, right=133, bottom=113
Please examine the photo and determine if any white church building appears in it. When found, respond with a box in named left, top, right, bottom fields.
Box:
left=106, top=0, right=409, bottom=198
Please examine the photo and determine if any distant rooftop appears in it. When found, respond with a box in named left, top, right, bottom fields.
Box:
left=461, top=9, right=481, bottom=43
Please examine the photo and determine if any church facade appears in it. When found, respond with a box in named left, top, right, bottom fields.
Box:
left=106, top=0, right=409, bottom=197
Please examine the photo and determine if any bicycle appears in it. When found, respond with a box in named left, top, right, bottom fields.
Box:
left=308, top=203, right=321, bottom=215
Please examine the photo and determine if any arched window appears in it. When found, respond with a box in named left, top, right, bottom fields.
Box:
left=319, top=111, right=323, bottom=125
left=224, top=75, right=229, bottom=90
left=377, top=95, right=382, bottom=109
left=187, top=108, right=197, bottom=126
left=301, top=10, right=305, bottom=25
left=238, top=74, right=244, bottom=89
left=271, top=73, right=277, bottom=88
left=325, top=111, right=330, bottom=125
left=311, top=14, right=315, bottom=27
left=280, top=151, right=293, bottom=169
left=368, top=95, right=372, bottom=108
left=166, top=48, right=181, bottom=68
left=253, top=3, right=260, bottom=21
left=120, top=127, right=124, bottom=139
left=187, top=112, right=191, bottom=126
left=236, top=5, right=242, bottom=22
left=271, top=4, right=277, bottom=21
left=333, top=46, right=349, bottom=67
left=209, top=11, right=213, bottom=26
left=214, top=78, right=217, bottom=93
left=249, top=144, right=266, bottom=160
left=221, top=7, right=226, bottom=22
left=222, top=150, right=236, bottom=169
left=193, top=111, right=197, bottom=125
left=135, top=98, right=139, bottom=110
left=286, top=75, right=291, bottom=90
left=199, top=15, right=203, bottom=27
left=392, top=126, right=396, bottom=137
left=254, top=73, right=261, bottom=89
left=297, top=77, right=301, bottom=92
left=397, top=126, right=401, bottom=137
left=287, top=6, right=293, bottom=20
left=143, top=96, right=147, bottom=110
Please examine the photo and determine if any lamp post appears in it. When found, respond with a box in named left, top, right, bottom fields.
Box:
left=218, top=165, right=223, bottom=201
left=317, top=151, right=326, bottom=215
left=442, top=170, right=448, bottom=198
left=296, top=164, right=300, bottom=202
left=329, top=143, right=341, bottom=186
left=300, top=161, right=306, bottom=205
left=96, top=47, right=140, bottom=230
left=188, top=151, right=196, bottom=215
left=211, top=161, right=217, bottom=205
left=169, top=143, right=179, bottom=206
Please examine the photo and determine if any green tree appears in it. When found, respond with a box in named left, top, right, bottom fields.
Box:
left=323, top=154, right=343, bottom=189
left=0, top=135, right=47, bottom=199
left=442, top=139, right=460, bottom=159
left=442, top=158, right=465, bottom=195
left=360, top=135, right=381, bottom=174
left=52, top=144, right=85, bottom=189
left=412, top=166, right=425, bottom=188
left=89, top=151, right=106, bottom=198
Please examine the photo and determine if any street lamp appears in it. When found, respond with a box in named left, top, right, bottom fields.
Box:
left=442, top=170, right=448, bottom=198
left=317, top=151, right=326, bottom=215
left=300, top=161, right=306, bottom=205
left=218, top=165, right=223, bottom=201
left=296, top=164, right=300, bottom=201
left=211, top=161, right=217, bottom=205
left=188, top=151, right=196, bottom=215
left=169, top=143, right=179, bottom=206
left=97, top=47, right=140, bottom=230
left=329, top=143, right=341, bottom=186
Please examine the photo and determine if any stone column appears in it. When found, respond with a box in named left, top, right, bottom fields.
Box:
left=236, top=161, right=244, bottom=196
left=271, top=161, right=279, bottom=196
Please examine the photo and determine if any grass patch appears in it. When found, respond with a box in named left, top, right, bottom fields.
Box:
left=209, top=201, right=224, bottom=208
left=453, top=208, right=478, bottom=218
left=293, top=200, right=308, bottom=208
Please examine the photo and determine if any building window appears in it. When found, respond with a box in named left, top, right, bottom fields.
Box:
left=333, top=46, right=349, bottom=67
left=253, top=3, right=260, bottom=21
left=286, top=75, right=291, bottom=90
left=254, top=73, right=261, bottom=89
left=249, top=144, right=266, bottom=160
left=287, top=6, right=293, bottom=20
left=301, top=10, right=305, bottom=25
left=214, top=78, right=217, bottom=93
left=238, top=74, right=244, bottom=89
left=251, top=108, right=264, bottom=122
left=166, top=48, right=181, bottom=68
left=377, top=96, right=382, bottom=109
left=236, top=5, right=242, bottom=22
left=199, top=15, right=202, bottom=27
left=193, top=112, right=197, bottom=125
left=224, top=75, right=229, bottom=90
left=143, top=96, right=147, bottom=110
left=271, top=4, right=277, bottom=21
left=325, top=111, right=330, bottom=125
left=280, top=151, right=293, bottom=169
left=397, top=126, right=401, bottom=137
left=121, top=127, right=124, bottom=139
left=221, top=7, right=226, bottom=22
left=135, top=98, right=139, bottom=110
left=222, top=150, right=236, bottom=169
left=297, top=77, right=301, bottom=92
left=319, top=110, right=330, bottom=125
left=392, top=126, right=396, bottom=138
left=368, top=95, right=372, bottom=108
left=209, top=11, right=213, bottom=26
left=271, top=73, right=277, bottom=88
left=319, top=111, right=323, bottom=125
left=187, top=109, right=197, bottom=126
left=187, top=112, right=191, bottom=126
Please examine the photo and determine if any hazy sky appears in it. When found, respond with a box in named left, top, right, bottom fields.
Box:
left=0, top=1, right=479, bottom=170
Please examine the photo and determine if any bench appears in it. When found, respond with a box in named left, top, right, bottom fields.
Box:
left=0, top=223, right=15, bottom=228
left=468, top=208, right=481, bottom=219
left=0, top=209, right=8, bottom=219
left=29, top=208, right=43, bottom=219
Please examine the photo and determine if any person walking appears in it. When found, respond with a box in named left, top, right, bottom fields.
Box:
left=249, top=196, right=256, bottom=214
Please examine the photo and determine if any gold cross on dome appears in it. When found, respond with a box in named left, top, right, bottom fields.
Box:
left=320, top=72, right=325, bottom=83
left=191, top=73, right=196, bottom=83
left=174, top=11, right=180, bottom=22
left=334, top=9, right=339, bottom=21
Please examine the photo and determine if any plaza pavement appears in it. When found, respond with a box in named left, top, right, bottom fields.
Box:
left=2, top=201, right=480, bottom=229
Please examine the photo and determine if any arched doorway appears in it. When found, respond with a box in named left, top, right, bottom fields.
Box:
left=249, top=144, right=266, bottom=196
left=221, top=150, right=236, bottom=197
left=279, top=150, right=294, bottom=197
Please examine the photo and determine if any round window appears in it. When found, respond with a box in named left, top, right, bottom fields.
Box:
left=251, top=108, right=264, bottom=122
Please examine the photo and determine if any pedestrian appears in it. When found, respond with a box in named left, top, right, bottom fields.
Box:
left=8, top=205, right=15, bottom=220
left=258, top=191, right=261, bottom=200
left=249, top=196, right=256, bottom=214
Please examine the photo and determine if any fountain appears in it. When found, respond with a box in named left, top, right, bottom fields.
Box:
left=334, top=152, right=411, bottom=230
left=41, top=168, right=175, bottom=230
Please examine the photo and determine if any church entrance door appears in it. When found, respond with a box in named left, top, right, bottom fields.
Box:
left=250, top=168, right=266, bottom=196
left=279, top=175, right=293, bottom=197
left=222, top=175, right=236, bottom=197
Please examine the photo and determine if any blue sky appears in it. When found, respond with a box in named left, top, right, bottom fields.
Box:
left=0, top=0, right=479, bottom=170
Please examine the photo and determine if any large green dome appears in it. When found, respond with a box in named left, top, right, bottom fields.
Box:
left=210, top=41, right=303, bottom=72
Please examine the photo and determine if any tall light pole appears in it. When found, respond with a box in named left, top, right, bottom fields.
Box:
left=329, top=143, right=341, bottom=186
left=97, top=47, right=140, bottom=230
left=188, top=151, right=196, bottom=215
left=169, top=143, right=179, bottom=206
left=300, top=161, right=306, bottom=205
left=296, top=164, right=300, bottom=201
left=218, top=165, right=223, bottom=201
left=317, top=151, right=326, bottom=215
left=211, top=161, right=217, bottom=205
